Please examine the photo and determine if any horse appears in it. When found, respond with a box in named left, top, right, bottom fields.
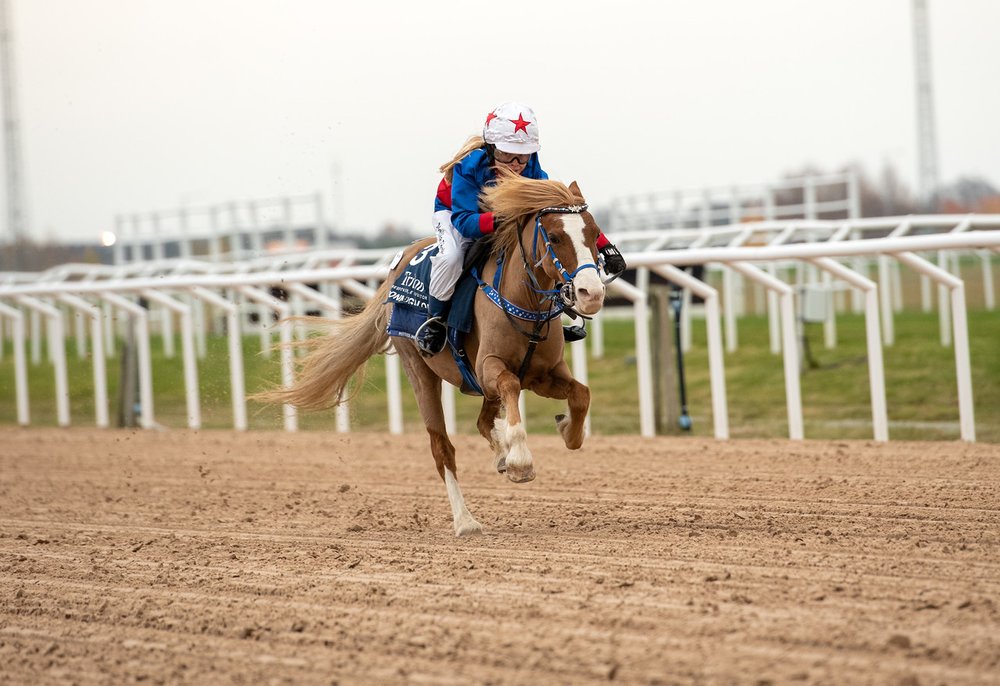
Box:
left=256, top=175, right=607, bottom=536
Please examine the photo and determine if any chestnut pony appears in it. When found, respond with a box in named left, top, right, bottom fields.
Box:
left=257, top=176, right=606, bottom=536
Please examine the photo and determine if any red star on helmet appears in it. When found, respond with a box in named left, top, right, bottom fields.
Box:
left=485, top=112, right=498, bottom=127
left=510, top=113, right=531, bottom=134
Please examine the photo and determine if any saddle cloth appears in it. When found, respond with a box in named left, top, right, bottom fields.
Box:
left=385, top=244, right=483, bottom=394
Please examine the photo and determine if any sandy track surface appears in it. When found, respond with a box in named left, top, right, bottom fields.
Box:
left=1, top=428, right=998, bottom=685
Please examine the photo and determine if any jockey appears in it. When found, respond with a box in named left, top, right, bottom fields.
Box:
left=415, top=101, right=627, bottom=356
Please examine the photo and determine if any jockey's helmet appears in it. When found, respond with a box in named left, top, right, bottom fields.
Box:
left=483, top=102, right=540, bottom=155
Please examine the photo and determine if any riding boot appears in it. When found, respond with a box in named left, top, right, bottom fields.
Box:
left=415, top=296, right=450, bottom=356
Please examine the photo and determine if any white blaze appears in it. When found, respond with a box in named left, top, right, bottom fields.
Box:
left=560, top=214, right=605, bottom=311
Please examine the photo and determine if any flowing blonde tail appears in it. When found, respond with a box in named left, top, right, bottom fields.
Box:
left=252, top=278, right=392, bottom=410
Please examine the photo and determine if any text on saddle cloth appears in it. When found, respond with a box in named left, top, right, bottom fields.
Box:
left=385, top=244, right=481, bottom=339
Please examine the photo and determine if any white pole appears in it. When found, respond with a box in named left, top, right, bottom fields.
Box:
left=891, top=261, right=904, bottom=313
left=611, top=278, right=653, bottom=437
left=101, top=292, right=155, bottom=429
left=191, top=287, right=247, bottom=431
left=766, top=263, right=781, bottom=354
left=937, top=250, right=952, bottom=347
left=723, top=266, right=737, bottom=352
left=58, top=294, right=109, bottom=428
left=18, top=296, right=69, bottom=426
left=30, top=307, right=39, bottom=365
left=239, top=285, right=295, bottom=431
left=809, top=258, right=888, bottom=441
left=102, top=300, right=114, bottom=358
left=727, top=263, right=803, bottom=439
left=141, top=290, right=201, bottom=429
left=878, top=255, right=895, bottom=346
left=980, top=251, right=995, bottom=310
left=895, top=251, right=975, bottom=441
left=0, top=301, right=28, bottom=424
left=590, top=310, right=604, bottom=359
left=74, top=306, right=87, bottom=359
left=921, top=273, right=933, bottom=312
left=822, top=270, right=836, bottom=349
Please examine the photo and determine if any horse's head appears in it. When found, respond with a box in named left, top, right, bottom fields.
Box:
left=484, top=175, right=607, bottom=317
left=534, top=183, right=605, bottom=316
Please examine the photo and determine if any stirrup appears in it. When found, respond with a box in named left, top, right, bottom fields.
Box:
left=415, top=316, right=447, bottom=356
left=563, top=325, right=587, bottom=343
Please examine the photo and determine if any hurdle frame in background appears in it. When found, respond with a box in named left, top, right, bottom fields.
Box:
left=1, top=216, right=999, bottom=442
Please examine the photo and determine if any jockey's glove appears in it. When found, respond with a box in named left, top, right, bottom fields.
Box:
left=599, top=243, right=627, bottom=278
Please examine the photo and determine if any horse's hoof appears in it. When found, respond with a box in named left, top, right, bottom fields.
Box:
left=455, top=518, right=483, bottom=537
left=506, top=465, right=536, bottom=484
left=495, top=456, right=507, bottom=474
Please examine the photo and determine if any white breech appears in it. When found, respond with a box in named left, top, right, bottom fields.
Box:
left=429, top=210, right=473, bottom=302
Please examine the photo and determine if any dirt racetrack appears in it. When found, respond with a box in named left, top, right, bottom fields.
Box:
left=1, top=429, right=999, bottom=685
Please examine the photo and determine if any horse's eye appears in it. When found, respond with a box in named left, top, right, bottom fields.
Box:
left=549, top=236, right=561, bottom=245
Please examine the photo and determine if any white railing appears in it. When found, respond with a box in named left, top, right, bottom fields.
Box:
left=601, top=214, right=1000, bottom=359
left=1, top=217, right=998, bottom=442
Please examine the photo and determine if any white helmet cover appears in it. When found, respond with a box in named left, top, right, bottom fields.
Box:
left=483, top=102, right=540, bottom=154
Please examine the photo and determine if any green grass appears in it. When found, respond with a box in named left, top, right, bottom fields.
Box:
left=1, top=308, right=997, bottom=442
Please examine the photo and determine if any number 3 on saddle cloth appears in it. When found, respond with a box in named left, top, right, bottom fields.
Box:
left=385, top=243, right=485, bottom=396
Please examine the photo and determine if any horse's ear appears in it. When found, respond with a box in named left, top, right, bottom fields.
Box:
left=568, top=180, right=584, bottom=200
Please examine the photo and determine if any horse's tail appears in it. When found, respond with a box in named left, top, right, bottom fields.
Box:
left=252, top=278, right=393, bottom=411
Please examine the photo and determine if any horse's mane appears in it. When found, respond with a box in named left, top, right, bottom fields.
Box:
left=480, top=173, right=585, bottom=258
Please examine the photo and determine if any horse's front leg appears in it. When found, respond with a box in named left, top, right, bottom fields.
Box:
left=476, top=397, right=507, bottom=474
left=531, top=360, right=591, bottom=450
left=481, top=356, right=535, bottom=483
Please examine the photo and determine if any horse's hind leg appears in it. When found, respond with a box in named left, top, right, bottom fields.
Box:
left=532, top=360, right=591, bottom=450
left=398, top=344, right=482, bottom=536
left=481, top=358, right=535, bottom=484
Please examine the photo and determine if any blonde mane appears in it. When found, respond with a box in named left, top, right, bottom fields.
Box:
left=480, top=173, right=585, bottom=258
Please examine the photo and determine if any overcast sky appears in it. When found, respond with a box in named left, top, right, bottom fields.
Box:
left=8, top=0, right=1000, bottom=244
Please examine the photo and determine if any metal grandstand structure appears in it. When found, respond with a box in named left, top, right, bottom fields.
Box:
left=111, top=192, right=344, bottom=265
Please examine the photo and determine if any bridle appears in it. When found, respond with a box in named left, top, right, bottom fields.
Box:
left=517, top=204, right=599, bottom=310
